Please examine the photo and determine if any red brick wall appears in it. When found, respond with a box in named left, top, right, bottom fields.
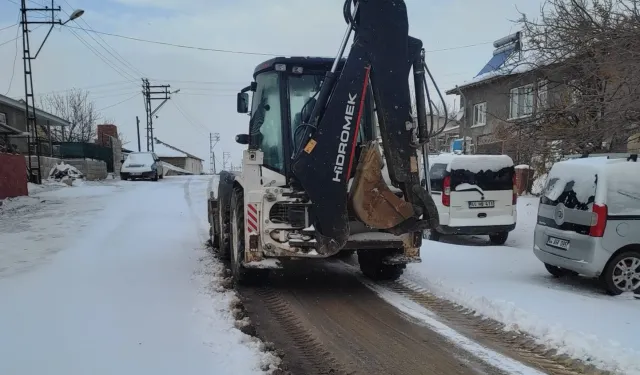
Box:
left=0, top=153, right=28, bottom=199
left=96, top=124, right=118, bottom=147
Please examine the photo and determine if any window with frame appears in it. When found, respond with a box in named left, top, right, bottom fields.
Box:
left=509, top=84, right=534, bottom=119
left=0, top=112, right=6, bottom=125
left=472, top=102, right=486, bottom=126
left=537, top=80, right=548, bottom=109
left=249, top=72, right=284, bottom=172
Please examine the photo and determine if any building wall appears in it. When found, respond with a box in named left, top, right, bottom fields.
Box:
left=158, top=156, right=203, bottom=174
left=0, top=153, right=28, bottom=199
left=184, top=157, right=203, bottom=174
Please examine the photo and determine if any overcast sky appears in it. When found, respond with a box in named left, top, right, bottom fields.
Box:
left=0, top=0, right=542, bottom=171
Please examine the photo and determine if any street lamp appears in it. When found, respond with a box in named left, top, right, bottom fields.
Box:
left=62, top=9, right=84, bottom=25
left=34, top=8, right=85, bottom=58
left=21, top=0, right=84, bottom=183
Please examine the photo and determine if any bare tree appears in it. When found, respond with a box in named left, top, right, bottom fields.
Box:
left=505, top=0, right=640, bottom=157
left=40, top=88, right=100, bottom=143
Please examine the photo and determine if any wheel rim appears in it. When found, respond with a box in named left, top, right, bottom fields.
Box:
left=612, top=256, right=640, bottom=292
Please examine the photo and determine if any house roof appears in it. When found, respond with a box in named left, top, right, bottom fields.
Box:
left=0, top=122, right=26, bottom=135
left=444, top=31, right=551, bottom=95
left=0, top=94, right=71, bottom=127
left=153, top=142, right=204, bottom=161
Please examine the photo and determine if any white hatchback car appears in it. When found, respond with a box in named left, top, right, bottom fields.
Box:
left=422, top=153, right=517, bottom=245
left=121, top=152, right=164, bottom=181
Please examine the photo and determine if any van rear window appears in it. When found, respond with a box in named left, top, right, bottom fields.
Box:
left=540, top=176, right=596, bottom=211
left=450, top=167, right=514, bottom=191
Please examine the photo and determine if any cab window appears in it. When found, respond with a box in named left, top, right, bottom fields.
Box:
left=250, top=72, right=284, bottom=172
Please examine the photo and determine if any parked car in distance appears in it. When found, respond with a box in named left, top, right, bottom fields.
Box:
left=533, top=154, right=640, bottom=295
left=422, top=153, right=517, bottom=245
left=120, top=152, right=163, bottom=181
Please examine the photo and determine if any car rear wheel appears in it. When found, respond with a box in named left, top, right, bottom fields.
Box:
left=423, top=229, right=440, bottom=242
left=489, top=232, right=508, bottom=245
left=544, top=263, right=578, bottom=278
left=152, top=171, right=159, bottom=181
left=358, top=250, right=405, bottom=281
left=601, top=250, right=640, bottom=295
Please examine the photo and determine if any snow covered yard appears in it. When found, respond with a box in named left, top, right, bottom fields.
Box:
left=0, top=176, right=278, bottom=375
left=406, top=196, right=640, bottom=374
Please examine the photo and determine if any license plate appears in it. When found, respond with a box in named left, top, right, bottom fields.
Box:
left=547, top=236, right=569, bottom=250
left=130, top=172, right=141, bottom=176
left=468, top=200, right=495, bottom=208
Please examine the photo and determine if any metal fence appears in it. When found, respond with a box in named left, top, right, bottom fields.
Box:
left=52, top=142, right=114, bottom=172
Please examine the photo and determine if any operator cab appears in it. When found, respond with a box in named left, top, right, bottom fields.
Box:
left=236, top=57, right=376, bottom=184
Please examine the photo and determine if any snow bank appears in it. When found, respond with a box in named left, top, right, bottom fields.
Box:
left=447, top=154, right=513, bottom=173
left=531, top=173, right=547, bottom=195
left=406, top=197, right=640, bottom=374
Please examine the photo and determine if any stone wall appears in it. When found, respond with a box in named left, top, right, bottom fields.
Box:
left=25, top=156, right=107, bottom=181
left=25, top=155, right=61, bottom=180
left=111, top=138, right=122, bottom=175
left=63, top=159, right=108, bottom=180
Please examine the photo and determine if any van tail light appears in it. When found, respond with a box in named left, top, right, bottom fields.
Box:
left=590, top=203, right=608, bottom=237
left=442, top=176, right=451, bottom=207
left=512, top=173, right=518, bottom=205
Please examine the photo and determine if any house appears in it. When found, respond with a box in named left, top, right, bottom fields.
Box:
left=0, top=93, right=70, bottom=154
left=444, top=32, right=558, bottom=160
left=152, top=139, right=204, bottom=175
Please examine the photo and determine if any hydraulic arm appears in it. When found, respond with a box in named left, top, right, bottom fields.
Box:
left=291, top=0, right=440, bottom=256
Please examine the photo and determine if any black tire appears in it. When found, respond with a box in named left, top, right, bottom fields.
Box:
left=357, top=250, right=405, bottom=281
left=489, top=232, right=509, bottom=245
left=159, top=173, right=164, bottom=180
left=544, top=263, right=578, bottom=278
left=230, top=188, right=269, bottom=286
left=333, top=249, right=355, bottom=258
left=423, top=229, right=440, bottom=242
left=120, top=175, right=127, bottom=181
left=601, top=249, right=640, bottom=296
left=152, top=171, right=159, bottom=181
left=217, top=186, right=231, bottom=260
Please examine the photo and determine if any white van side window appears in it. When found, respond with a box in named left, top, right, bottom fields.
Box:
left=607, top=171, right=640, bottom=216
left=428, top=163, right=447, bottom=192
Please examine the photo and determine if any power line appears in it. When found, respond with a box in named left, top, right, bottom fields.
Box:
left=0, top=23, right=18, bottom=32
left=66, top=26, right=138, bottom=83
left=61, top=24, right=495, bottom=56
left=60, top=0, right=145, bottom=78
left=62, top=24, right=281, bottom=56
left=4, top=16, right=19, bottom=95
left=97, top=92, right=139, bottom=111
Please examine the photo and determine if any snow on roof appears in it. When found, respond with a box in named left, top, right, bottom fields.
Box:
left=153, top=142, right=189, bottom=158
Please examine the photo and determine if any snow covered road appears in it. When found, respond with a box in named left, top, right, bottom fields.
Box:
left=0, top=176, right=276, bottom=375
left=407, top=197, right=640, bottom=375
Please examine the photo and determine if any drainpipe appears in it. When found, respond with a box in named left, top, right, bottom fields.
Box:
left=455, top=85, right=468, bottom=154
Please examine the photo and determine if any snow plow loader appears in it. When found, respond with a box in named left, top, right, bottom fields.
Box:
left=208, top=0, right=446, bottom=284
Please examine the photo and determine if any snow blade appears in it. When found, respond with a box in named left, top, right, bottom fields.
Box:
left=349, top=141, right=415, bottom=229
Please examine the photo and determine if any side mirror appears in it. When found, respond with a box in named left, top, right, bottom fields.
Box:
left=237, top=92, right=249, bottom=113
left=235, top=134, right=249, bottom=145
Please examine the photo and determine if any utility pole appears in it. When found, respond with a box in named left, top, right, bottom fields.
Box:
left=141, top=78, right=172, bottom=152
left=136, top=116, right=141, bottom=152
left=223, top=152, right=231, bottom=171
left=209, top=133, right=219, bottom=174
left=20, top=1, right=84, bottom=183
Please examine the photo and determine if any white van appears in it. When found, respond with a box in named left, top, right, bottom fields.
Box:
left=422, top=153, right=517, bottom=245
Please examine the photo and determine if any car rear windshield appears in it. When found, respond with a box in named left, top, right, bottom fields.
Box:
left=126, top=153, right=154, bottom=164
left=449, top=167, right=514, bottom=191
left=540, top=174, right=596, bottom=211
